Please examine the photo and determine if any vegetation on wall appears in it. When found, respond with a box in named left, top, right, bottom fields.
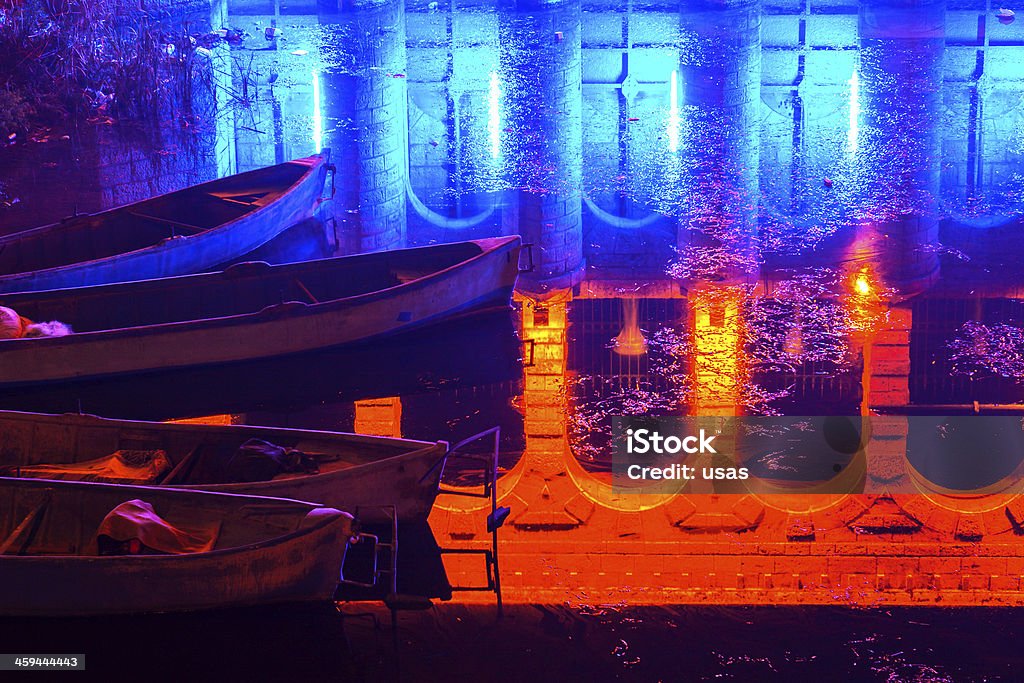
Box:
left=0, top=0, right=207, bottom=138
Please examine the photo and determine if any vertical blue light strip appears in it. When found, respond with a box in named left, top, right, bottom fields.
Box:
left=669, top=70, right=680, bottom=153
left=847, top=68, right=859, bottom=154
left=489, top=70, right=501, bottom=160
left=312, top=70, right=323, bottom=153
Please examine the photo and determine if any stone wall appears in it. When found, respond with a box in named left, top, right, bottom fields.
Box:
left=319, top=0, right=409, bottom=252
left=427, top=292, right=1024, bottom=606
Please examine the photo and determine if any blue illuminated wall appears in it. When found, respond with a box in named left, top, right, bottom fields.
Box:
left=848, top=0, right=944, bottom=296
left=319, top=0, right=409, bottom=253
left=214, top=0, right=1024, bottom=286
left=498, top=0, right=585, bottom=295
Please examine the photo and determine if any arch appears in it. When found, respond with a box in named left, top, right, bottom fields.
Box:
left=406, top=177, right=498, bottom=230
left=583, top=196, right=665, bottom=230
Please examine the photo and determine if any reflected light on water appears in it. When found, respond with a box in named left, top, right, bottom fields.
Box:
left=312, top=70, right=323, bottom=153
left=613, top=298, right=648, bottom=357
left=668, top=69, right=680, bottom=154
left=847, top=68, right=859, bottom=154
left=854, top=272, right=871, bottom=296
left=355, top=397, right=403, bottom=438
left=489, top=70, right=501, bottom=160
left=692, top=286, right=746, bottom=416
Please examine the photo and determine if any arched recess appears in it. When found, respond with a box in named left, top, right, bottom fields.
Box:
left=406, top=177, right=498, bottom=231
left=892, top=458, right=1024, bottom=538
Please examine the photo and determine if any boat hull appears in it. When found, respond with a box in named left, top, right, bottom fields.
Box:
left=0, top=512, right=346, bottom=616
left=0, top=155, right=328, bottom=293
left=0, top=237, right=521, bottom=387
left=0, top=411, right=448, bottom=523
left=0, top=308, right=522, bottom=420
left=0, top=480, right=352, bottom=617
left=178, top=444, right=446, bottom=523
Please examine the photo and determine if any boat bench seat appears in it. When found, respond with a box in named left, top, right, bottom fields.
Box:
left=133, top=195, right=255, bottom=232
left=126, top=211, right=206, bottom=237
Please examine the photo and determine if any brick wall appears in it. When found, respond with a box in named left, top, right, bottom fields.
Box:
left=320, top=0, right=409, bottom=252
left=429, top=290, right=1024, bottom=606
left=499, top=1, right=585, bottom=295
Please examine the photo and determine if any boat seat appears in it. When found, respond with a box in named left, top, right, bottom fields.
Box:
left=392, top=270, right=430, bottom=284
left=127, top=211, right=206, bottom=236
left=206, top=191, right=271, bottom=209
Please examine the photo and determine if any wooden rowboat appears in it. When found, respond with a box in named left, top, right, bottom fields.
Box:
left=0, top=411, right=448, bottom=523
left=0, top=236, right=521, bottom=387
left=0, top=307, right=524, bottom=419
left=0, top=477, right=354, bottom=616
left=0, top=153, right=330, bottom=293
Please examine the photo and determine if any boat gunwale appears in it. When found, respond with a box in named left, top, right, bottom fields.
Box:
left=0, top=476, right=351, bottom=563
left=0, top=235, right=520, bottom=348
left=0, top=409, right=443, bottom=452
left=175, top=441, right=449, bottom=494
left=0, top=154, right=327, bottom=280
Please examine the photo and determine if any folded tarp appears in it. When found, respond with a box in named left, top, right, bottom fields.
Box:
left=1, top=450, right=172, bottom=484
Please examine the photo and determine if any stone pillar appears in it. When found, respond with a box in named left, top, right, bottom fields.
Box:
left=506, top=289, right=589, bottom=529
left=862, top=308, right=914, bottom=492
left=852, top=0, right=945, bottom=297
left=318, top=0, right=408, bottom=253
left=498, top=0, right=584, bottom=297
left=689, top=284, right=748, bottom=417
left=675, top=0, right=761, bottom=286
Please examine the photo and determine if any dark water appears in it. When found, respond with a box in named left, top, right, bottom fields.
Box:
left=4, top=0, right=1024, bottom=679
left=0, top=604, right=1018, bottom=681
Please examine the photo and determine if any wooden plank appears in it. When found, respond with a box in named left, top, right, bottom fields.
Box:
left=0, top=492, right=51, bottom=555
left=159, top=444, right=203, bottom=485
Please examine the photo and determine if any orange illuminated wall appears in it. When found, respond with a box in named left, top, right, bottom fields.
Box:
left=354, top=398, right=403, bottom=438
left=690, top=284, right=746, bottom=417
left=425, top=287, right=1024, bottom=607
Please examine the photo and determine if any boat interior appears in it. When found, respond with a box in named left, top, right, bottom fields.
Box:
left=0, top=477, right=327, bottom=556
left=0, top=240, right=488, bottom=333
left=0, top=161, right=310, bottom=275
left=0, top=414, right=438, bottom=486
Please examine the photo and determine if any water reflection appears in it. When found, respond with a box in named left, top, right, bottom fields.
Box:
left=318, top=0, right=409, bottom=252
left=4, top=0, right=1024, bottom=620
left=499, top=0, right=585, bottom=295
left=673, top=0, right=761, bottom=284
left=848, top=0, right=944, bottom=297
left=1, top=0, right=1021, bottom=464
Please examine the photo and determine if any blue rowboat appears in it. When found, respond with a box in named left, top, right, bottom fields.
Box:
left=0, top=152, right=330, bottom=293
left=0, top=236, right=521, bottom=387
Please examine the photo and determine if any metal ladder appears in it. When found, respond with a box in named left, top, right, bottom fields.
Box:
left=338, top=504, right=399, bottom=599
left=334, top=426, right=508, bottom=616
left=436, top=426, right=509, bottom=618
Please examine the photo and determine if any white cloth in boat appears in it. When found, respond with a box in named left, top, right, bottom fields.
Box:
left=97, top=499, right=220, bottom=555
left=0, top=305, right=72, bottom=338
left=2, top=450, right=172, bottom=484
